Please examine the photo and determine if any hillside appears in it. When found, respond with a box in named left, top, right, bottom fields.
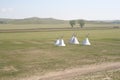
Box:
left=0, top=17, right=67, bottom=24
left=0, top=17, right=120, bottom=24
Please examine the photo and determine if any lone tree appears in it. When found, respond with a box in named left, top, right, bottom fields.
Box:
left=69, top=20, right=75, bottom=28
left=78, top=20, right=85, bottom=28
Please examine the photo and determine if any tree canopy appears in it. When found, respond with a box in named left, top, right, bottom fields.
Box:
left=69, top=20, right=76, bottom=28
left=78, top=20, right=85, bottom=28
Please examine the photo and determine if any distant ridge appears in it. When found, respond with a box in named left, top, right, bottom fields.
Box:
left=0, top=17, right=120, bottom=24
left=0, top=17, right=67, bottom=24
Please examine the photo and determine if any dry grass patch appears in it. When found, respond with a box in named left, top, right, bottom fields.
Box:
left=0, top=66, right=18, bottom=72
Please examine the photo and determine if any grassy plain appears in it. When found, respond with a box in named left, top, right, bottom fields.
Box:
left=0, top=24, right=120, bottom=80
left=0, top=24, right=69, bottom=29
left=0, top=23, right=120, bottom=30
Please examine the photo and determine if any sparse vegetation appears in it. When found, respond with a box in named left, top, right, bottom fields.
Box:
left=70, top=69, right=120, bottom=80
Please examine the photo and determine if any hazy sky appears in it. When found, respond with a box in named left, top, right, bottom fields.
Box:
left=0, top=0, right=120, bottom=20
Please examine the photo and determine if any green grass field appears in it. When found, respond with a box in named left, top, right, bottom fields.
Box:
left=0, top=25, right=120, bottom=80
left=0, top=23, right=119, bottom=30
left=0, top=24, right=69, bottom=29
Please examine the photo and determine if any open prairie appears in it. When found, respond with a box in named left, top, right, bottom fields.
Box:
left=0, top=22, right=120, bottom=30
left=0, top=24, right=120, bottom=80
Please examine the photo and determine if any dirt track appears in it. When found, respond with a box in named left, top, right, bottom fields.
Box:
left=21, top=62, right=120, bottom=80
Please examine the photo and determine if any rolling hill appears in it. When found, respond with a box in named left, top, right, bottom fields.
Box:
left=0, top=17, right=120, bottom=24
left=0, top=17, right=67, bottom=24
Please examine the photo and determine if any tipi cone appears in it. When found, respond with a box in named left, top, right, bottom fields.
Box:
left=55, top=38, right=66, bottom=46
left=82, top=38, right=91, bottom=45
left=58, top=39, right=66, bottom=46
left=70, top=36, right=79, bottom=44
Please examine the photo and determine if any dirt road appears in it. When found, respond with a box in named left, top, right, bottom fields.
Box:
left=21, top=62, right=120, bottom=80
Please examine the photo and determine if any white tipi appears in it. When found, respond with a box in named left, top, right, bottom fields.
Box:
left=82, top=38, right=91, bottom=45
left=58, top=39, right=66, bottom=46
left=70, top=34, right=79, bottom=44
left=82, top=34, right=91, bottom=45
left=55, top=37, right=66, bottom=46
